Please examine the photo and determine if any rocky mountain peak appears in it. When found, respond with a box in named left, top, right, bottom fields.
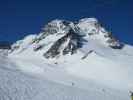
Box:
left=10, top=18, right=124, bottom=58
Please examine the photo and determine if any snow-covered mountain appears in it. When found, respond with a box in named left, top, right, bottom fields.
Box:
left=10, top=18, right=124, bottom=57
left=9, top=17, right=133, bottom=89
left=0, top=17, right=133, bottom=100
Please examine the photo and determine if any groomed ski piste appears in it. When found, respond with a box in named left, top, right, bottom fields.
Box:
left=0, top=18, right=133, bottom=100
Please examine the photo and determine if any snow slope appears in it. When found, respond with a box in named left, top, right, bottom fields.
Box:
left=0, top=54, right=130, bottom=100
left=1, top=17, right=133, bottom=100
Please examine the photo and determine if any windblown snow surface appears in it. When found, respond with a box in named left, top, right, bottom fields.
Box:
left=0, top=18, right=133, bottom=100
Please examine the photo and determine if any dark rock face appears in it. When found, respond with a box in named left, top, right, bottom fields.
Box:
left=43, top=20, right=70, bottom=35
left=109, top=43, right=124, bottom=49
left=0, top=41, right=11, bottom=49
left=105, top=33, right=124, bottom=49
left=43, top=20, right=124, bottom=58
left=44, top=29, right=87, bottom=58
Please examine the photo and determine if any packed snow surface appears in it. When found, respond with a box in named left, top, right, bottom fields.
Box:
left=0, top=52, right=130, bottom=100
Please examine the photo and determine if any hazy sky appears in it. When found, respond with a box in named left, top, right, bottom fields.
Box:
left=0, top=0, right=133, bottom=45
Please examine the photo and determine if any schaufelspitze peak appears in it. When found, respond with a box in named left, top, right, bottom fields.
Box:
left=10, top=18, right=124, bottom=58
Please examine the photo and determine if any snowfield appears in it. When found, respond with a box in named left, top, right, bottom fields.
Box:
left=0, top=18, right=133, bottom=100
left=0, top=53, right=130, bottom=100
